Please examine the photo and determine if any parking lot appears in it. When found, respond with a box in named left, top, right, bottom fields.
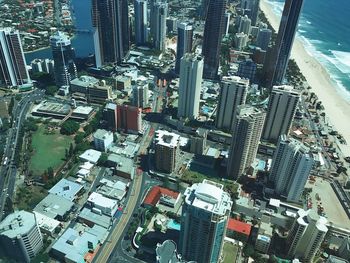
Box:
left=305, top=177, right=350, bottom=230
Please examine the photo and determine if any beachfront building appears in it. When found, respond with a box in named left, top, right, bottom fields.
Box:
left=264, top=0, right=304, bottom=88
left=227, top=105, right=266, bottom=179
left=92, top=0, right=129, bottom=67
left=202, top=0, right=227, bottom=79
left=216, top=77, right=248, bottom=132
left=175, top=22, right=193, bottom=74
left=0, top=28, right=31, bottom=88
left=270, top=135, right=314, bottom=202
left=262, top=85, right=300, bottom=143
left=239, top=15, right=252, bottom=35
left=179, top=179, right=232, bottom=263
left=287, top=209, right=328, bottom=262
left=178, top=53, right=204, bottom=120
left=50, top=31, right=77, bottom=90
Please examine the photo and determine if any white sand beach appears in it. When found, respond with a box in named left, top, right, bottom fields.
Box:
left=260, top=0, right=350, bottom=145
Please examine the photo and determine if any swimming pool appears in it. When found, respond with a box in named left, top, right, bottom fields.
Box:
left=167, top=219, right=181, bottom=231
left=257, top=160, right=266, bottom=170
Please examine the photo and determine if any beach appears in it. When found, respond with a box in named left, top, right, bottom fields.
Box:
left=260, top=0, right=350, bottom=145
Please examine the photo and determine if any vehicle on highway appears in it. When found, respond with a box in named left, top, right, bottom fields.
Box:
left=3, top=157, right=8, bottom=166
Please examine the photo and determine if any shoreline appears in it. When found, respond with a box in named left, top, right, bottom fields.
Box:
left=260, top=0, right=350, bottom=145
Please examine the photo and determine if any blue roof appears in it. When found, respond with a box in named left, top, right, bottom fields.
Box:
left=49, top=178, right=83, bottom=201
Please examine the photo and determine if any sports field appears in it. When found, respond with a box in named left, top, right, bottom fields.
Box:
left=29, top=125, right=72, bottom=176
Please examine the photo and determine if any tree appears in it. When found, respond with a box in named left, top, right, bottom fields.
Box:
left=60, top=120, right=80, bottom=135
left=47, top=167, right=54, bottom=178
left=97, top=153, right=108, bottom=166
left=74, top=132, right=85, bottom=144
left=69, top=143, right=74, bottom=157
left=8, top=97, right=14, bottom=116
left=15, top=94, right=22, bottom=101
left=45, top=85, right=59, bottom=96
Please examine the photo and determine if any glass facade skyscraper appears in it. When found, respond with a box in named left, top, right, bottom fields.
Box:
left=202, top=0, right=227, bottom=80
left=92, top=0, right=129, bottom=67
left=264, top=0, right=304, bottom=88
left=50, top=31, right=77, bottom=88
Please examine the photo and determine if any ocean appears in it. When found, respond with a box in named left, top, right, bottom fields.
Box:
left=25, top=0, right=94, bottom=62
left=264, top=0, right=350, bottom=96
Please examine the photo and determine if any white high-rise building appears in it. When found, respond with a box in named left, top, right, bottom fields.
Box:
left=216, top=77, right=249, bottom=132
left=0, top=211, right=43, bottom=263
left=287, top=209, right=328, bottom=263
left=178, top=53, right=204, bottom=119
left=239, top=15, right=252, bottom=35
left=234, top=32, right=248, bottom=50
left=134, top=0, right=148, bottom=46
left=227, top=105, right=266, bottom=179
left=262, top=85, right=300, bottom=143
left=179, top=179, right=232, bottom=263
left=0, top=28, right=31, bottom=88
left=132, top=84, right=149, bottom=108
left=155, top=130, right=180, bottom=173
left=270, top=135, right=314, bottom=202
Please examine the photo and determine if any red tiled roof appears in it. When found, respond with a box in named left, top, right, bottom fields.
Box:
left=227, top=218, right=252, bottom=236
left=143, top=186, right=179, bottom=206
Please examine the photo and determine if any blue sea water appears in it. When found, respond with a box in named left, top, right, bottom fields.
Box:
left=264, top=0, right=350, bottom=96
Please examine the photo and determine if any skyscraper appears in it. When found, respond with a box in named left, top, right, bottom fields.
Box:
left=270, top=135, right=314, bottom=202
left=117, top=104, right=142, bottom=134
left=0, top=211, right=43, bottom=263
left=256, top=28, right=272, bottom=51
left=240, top=0, right=259, bottom=26
left=178, top=53, right=204, bottom=119
left=0, top=28, right=30, bottom=88
left=134, top=0, right=148, bottom=46
left=216, top=77, right=248, bottom=132
left=50, top=31, right=77, bottom=88
left=153, top=2, right=168, bottom=51
left=175, top=22, right=193, bottom=74
left=262, top=85, right=300, bottom=143
left=287, top=209, right=328, bottom=263
left=103, top=102, right=118, bottom=131
left=132, top=84, right=149, bottom=108
left=179, top=179, right=232, bottom=263
left=92, top=0, right=129, bottom=67
left=202, top=0, right=227, bottom=79
left=264, top=0, right=304, bottom=88
left=155, top=130, right=180, bottom=173
left=227, top=105, right=266, bottom=179
left=239, top=15, right=252, bottom=35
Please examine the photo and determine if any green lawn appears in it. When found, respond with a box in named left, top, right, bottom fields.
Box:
left=29, top=125, right=72, bottom=176
left=223, top=242, right=238, bottom=263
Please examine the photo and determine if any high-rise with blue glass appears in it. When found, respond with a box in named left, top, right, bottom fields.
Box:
left=264, top=0, right=304, bottom=88
left=179, top=179, right=232, bottom=263
left=202, top=0, right=227, bottom=79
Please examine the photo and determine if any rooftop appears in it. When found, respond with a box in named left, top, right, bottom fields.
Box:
left=78, top=208, right=112, bottom=229
left=48, top=178, right=83, bottom=201
left=93, top=129, right=113, bottom=140
left=107, top=153, right=134, bottom=175
left=88, top=192, right=118, bottom=210
left=109, top=141, right=140, bottom=158
left=184, top=180, right=232, bottom=215
left=156, top=240, right=180, bottom=263
left=34, top=194, right=74, bottom=219
left=34, top=212, right=60, bottom=233
left=227, top=218, right=252, bottom=236
left=0, top=211, right=37, bottom=238
left=70, top=75, right=99, bottom=88
left=79, top=149, right=102, bottom=164
left=155, top=130, right=180, bottom=148
left=143, top=186, right=180, bottom=207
